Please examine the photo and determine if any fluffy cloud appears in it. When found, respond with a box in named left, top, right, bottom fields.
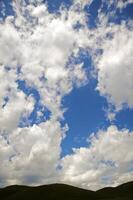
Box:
left=0, top=0, right=88, bottom=130
left=0, top=65, right=35, bottom=133
left=0, top=0, right=133, bottom=189
left=0, top=90, right=34, bottom=133
left=73, top=0, right=93, bottom=8
left=96, top=25, right=133, bottom=110
left=0, top=119, right=68, bottom=186
left=0, top=0, right=88, bottom=187
left=61, top=125, right=133, bottom=190
left=116, top=0, right=133, bottom=10
left=83, top=1, right=133, bottom=116
left=0, top=1, right=88, bottom=119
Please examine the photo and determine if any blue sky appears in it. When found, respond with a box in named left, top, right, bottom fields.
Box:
left=0, top=0, right=133, bottom=190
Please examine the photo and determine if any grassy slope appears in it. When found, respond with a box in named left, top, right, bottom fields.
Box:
left=0, top=181, right=133, bottom=200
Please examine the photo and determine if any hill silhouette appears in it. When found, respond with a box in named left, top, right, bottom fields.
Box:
left=0, top=181, right=133, bottom=200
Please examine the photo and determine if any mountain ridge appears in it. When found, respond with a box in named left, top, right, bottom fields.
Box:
left=0, top=181, right=133, bottom=200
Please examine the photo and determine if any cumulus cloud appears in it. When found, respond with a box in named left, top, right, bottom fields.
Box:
left=0, top=119, right=68, bottom=186
left=84, top=0, right=133, bottom=116
left=96, top=25, right=133, bottom=110
left=61, top=125, right=133, bottom=190
left=0, top=0, right=133, bottom=189
left=73, top=0, right=93, bottom=8
left=0, top=0, right=88, bottom=129
left=0, top=0, right=88, bottom=186
left=116, top=0, right=133, bottom=10
left=0, top=90, right=34, bottom=133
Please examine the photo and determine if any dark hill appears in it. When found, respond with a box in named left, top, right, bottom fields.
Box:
left=0, top=181, right=133, bottom=200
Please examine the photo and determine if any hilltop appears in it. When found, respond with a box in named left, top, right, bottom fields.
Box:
left=0, top=181, right=133, bottom=200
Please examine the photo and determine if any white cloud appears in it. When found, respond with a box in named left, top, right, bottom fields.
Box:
left=31, top=4, right=47, bottom=17
left=61, top=125, right=133, bottom=190
left=0, top=91, right=35, bottom=133
left=0, top=0, right=133, bottom=189
left=117, top=0, right=133, bottom=10
left=0, top=66, right=35, bottom=133
left=0, top=119, right=68, bottom=186
left=0, top=20, right=21, bottom=67
left=0, top=0, right=88, bottom=127
left=96, top=25, right=133, bottom=110
left=73, top=0, right=93, bottom=8
left=0, top=0, right=88, bottom=187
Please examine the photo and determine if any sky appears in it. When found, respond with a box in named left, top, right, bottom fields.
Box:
left=0, top=0, right=133, bottom=191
